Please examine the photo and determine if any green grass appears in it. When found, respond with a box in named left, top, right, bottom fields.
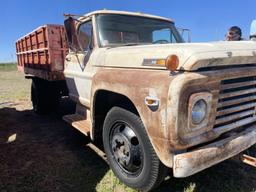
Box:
left=0, top=62, right=17, bottom=71
left=96, top=171, right=136, bottom=192
left=0, top=66, right=30, bottom=104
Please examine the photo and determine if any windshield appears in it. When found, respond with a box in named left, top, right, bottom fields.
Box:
left=96, top=14, right=184, bottom=47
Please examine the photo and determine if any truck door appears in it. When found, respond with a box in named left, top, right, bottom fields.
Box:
left=64, top=18, right=95, bottom=108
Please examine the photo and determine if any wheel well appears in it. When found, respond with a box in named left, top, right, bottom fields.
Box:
left=92, top=90, right=139, bottom=141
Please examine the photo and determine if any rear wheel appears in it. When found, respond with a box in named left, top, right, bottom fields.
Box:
left=31, top=78, right=60, bottom=114
left=103, top=107, right=168, bottom=192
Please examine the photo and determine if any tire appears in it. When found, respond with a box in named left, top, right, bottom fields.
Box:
left=103, top=107, right=168, bottom=192
left=31, top=79, right=59, bottom=114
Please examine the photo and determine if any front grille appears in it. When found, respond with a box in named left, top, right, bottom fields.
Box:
left=214, top=76, right=256, bottom=132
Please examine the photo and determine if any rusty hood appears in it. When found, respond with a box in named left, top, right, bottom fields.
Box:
left=99, top=41, right=256, bottom=71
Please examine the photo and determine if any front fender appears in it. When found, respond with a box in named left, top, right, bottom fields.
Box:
left=91, top=68, right=176, bottom=167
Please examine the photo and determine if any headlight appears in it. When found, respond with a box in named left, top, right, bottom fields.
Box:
left=191, top=99, right=207, bottom=124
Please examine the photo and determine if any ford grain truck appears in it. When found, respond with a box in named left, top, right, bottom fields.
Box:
left=16, top=10, right=256, bottom=191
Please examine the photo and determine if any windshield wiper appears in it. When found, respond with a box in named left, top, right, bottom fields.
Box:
left=121, top=43, right=141, bottom=46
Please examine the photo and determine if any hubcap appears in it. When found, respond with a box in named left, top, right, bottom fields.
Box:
left=110, top=122, right=142, bottom=174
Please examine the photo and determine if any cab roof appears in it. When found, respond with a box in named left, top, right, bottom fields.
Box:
left=79, top=9, right=174, bottom=23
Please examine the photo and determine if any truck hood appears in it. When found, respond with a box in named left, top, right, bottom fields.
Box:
left=100, top=41, right=256, bottom=71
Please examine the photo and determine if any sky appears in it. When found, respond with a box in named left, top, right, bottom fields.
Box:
left=1, top=0, right=256, bottom=63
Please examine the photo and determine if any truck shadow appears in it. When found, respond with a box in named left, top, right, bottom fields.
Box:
left=0, top=100, right=109, bottom=192
left=0, top=100, right=255, bottom=192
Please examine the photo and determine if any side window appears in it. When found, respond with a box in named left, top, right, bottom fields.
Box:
left=77, top=21, right=92, bottom=51
left=152, top=28, right=177, bottom=43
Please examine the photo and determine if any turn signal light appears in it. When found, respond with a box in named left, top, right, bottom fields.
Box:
left=156, top=59, right=166, bottom=66
left=144, top=96, right=160, bottom=107
left=145, top=98, right=155, bottom=105
left=165, top=55, right=179, bottom=71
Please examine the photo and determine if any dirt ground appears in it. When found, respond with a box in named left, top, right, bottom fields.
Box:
left=0, top=68, right=256, bottom=192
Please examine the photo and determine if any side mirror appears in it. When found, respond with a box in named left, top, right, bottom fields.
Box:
left=250, top=20, right=256, bottom=40
left=178, top=28, right=191, bottom=43
left=64, top=17, right=81, bottom=52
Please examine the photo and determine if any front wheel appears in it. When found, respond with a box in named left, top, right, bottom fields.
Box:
left=103, top=107, right=167, bottom=192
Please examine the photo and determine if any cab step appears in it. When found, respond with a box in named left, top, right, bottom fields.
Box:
left=63, top=114, right=91, bottom=136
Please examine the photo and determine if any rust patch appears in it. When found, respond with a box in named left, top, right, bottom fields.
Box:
left=173, top=125, right=256, bottom=177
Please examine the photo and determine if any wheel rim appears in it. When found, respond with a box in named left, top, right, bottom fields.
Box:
left=110, top=121, right=143, bottom=175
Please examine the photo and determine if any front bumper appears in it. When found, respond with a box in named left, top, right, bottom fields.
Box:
left=173, top=125, right=256, bottom=177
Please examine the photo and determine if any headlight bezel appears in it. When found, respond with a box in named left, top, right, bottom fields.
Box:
left=188, top=92, right=212, bottom=130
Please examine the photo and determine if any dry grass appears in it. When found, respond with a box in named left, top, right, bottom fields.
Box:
left=0, top=63, right=30, bottom=103
left=0, top=64, right=256, bottom=192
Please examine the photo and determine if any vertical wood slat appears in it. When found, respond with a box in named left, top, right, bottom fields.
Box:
left=29, top=34, right=32, bottom=51
left=25, top=37, right=28, bottom=51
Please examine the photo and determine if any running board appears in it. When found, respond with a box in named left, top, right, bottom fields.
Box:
left=63, top=114, right=91, bottom=136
